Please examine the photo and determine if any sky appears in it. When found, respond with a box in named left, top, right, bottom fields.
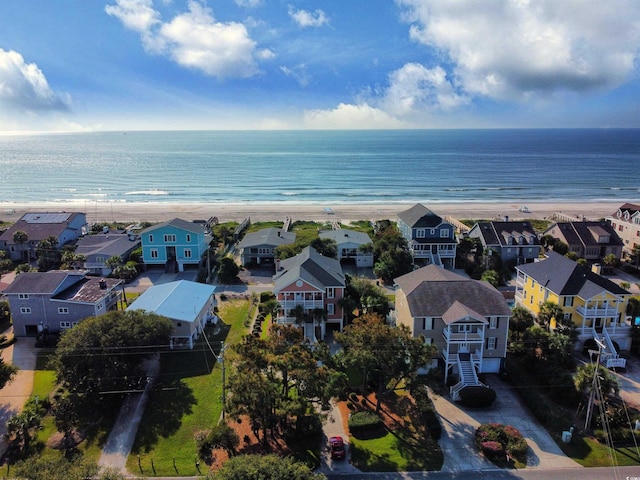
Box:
left=1, top=0, right=640, bottom=132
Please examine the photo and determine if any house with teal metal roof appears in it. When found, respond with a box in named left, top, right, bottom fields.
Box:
left=140, top=218, right=209, bottom=272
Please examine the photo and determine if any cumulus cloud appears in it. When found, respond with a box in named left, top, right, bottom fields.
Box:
left=0, top=49, right=70, bottom=112
left=106, top=0, right=272, bottom=78
left=288, top=5, right=329, bottom=28
left=396, top=0, right=640, bottom=100
left=303, top=103, right=406, bottom=129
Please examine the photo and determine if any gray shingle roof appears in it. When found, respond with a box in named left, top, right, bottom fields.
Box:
left=0, top=212, right=85, bottom=243
left=472, top=221, right=540, bottom=247
left=319, top=229, right=371, bottom=246
left=397, top=203, right=443, bottom=228
left=141, top=218, right=205, bottom=234
left=3, top=271, right=83, bottom=295
left=273, top=246, right=344, bottom=291
left=75, top=233, right=140, bottom=258
left=238, top=228, right=295, bottom=249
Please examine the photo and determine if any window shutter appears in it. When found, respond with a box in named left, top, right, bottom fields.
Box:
left=496, top=318, right=499, bottom=329
left=485, top=337, right=489, bottom=349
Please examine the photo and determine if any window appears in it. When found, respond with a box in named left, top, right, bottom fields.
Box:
left=489, top=317, right=499, bottom=329
left=327, top=304, right=335, bottom=315
left=430, top=228, right=435, bottom=235
left=20, top=307, right=31, bottom=314
left=184, top=249, right=192, bottom=258
left=58, top=307, right=69, bottom=314
left=563, top=313, right=571, bottom=322
left=327, top=287, right=335, bottom=298
left=423, top=318, right=434, bottom=330
left=440, top=229, right=449, bottom=238
left=530, top=296, right=534, bottom=305
left=487, top=337, right=497, bottom=350
left=149, top=234, right=154, bottom=243
left=618, top=225, right=623, bottom=232
left=458, top=324, right=472, bottom=333
left=416, top=229, right=425, bottom=238
left=563, top=297, right=574, bottom=307
left=186, top=234, right=191, bottom=242
left=164, top=234, right=176, bottom=242
left=150, top=249, right=159, bottom=259
left=424, top=337, right=434, bottom=345
left=18, top=293, right=29, bottom=300
left=60, top=321, right=71, bottom=329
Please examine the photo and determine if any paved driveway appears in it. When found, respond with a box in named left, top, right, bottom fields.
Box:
left=431, top=375, right=581, bottom=472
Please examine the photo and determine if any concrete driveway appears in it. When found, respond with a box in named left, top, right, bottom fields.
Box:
left=431, top=375, right=581, bottom=472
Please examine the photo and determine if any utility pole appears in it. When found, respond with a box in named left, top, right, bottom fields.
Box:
left=218, top=344, right=226, bottom=420
left=585, top=338, right=606, bottom=430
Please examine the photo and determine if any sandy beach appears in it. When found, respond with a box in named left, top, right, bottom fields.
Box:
left=0, top=200, right=627, bottom=225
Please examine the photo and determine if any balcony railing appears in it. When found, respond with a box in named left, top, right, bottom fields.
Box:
left=280, top=299, right=325, bottom=310
left=576, top=305, right=620, bottom=318
left=442, top=329, right=483, bottom=343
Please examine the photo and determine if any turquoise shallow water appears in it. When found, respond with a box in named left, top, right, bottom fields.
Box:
left=0, top=129, right=638, bottom=206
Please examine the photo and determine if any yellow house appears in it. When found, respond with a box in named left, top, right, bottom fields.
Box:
left=515, top=251, right=632, bottom=367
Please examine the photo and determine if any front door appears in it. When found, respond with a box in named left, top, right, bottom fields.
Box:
left=166, top=246, right=176, bottom=259
left=594, top=317, right=603, bottom=332
left=459, top=343, right=469, bottom=353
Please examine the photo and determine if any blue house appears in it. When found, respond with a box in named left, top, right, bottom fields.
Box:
left=140, top=218, right=209, bottom=272
left=397, top=204, right=457, bottom=268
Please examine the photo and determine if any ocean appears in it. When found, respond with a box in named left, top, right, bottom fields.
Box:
left=0, top=129, right=638, bottom=206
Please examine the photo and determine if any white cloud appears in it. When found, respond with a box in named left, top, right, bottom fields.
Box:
left=397, top=0, right=640, bottom=100
left=0, top=49, right=70, bottom=112
left=288, top=5, right=329, bottom=28
left=235, top=0, right=263, bottom=8
left=303, top=103, right=406, bottom=129
left=280, top=64, right=310, bottom=87
left=106, top=0, right=272, bottom=79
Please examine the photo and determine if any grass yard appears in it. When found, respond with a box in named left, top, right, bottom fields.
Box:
left=126, top=299, right=250, bottom=477
left=556, top=432, right=640, bottom=467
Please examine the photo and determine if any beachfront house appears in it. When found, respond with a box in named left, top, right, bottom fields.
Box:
left=127, top=280, right=217, bottom=349
left=542, top=221, right=623, bottom=262
left=396, top=204, right=457, bottom=268
left=515, top=251, right=632, bottom=367
left=607, top=203, right=640, bottom=258
left=0, top=212, right=88, bottom=262
left=394, top=265, right=511, bottom=399
left=75, top=233, right=141, bottom=275
left=318, top=228, right=374, bottom=267
left=237, top=227, right=296, bottom=266
left=273, top=246, right=345, bottom=342
left=467, top=221, right=542, bottom=264
left=140, top=218, right=209, bottom=272
left=3, top=271, right=122, bottom=336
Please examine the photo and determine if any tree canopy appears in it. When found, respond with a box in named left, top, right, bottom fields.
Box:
left=335, top=313, right=436, bottom=413
left=0, top=356, right=18, bottom=390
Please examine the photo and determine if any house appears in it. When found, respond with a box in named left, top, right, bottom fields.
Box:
left=140, top=218, right=209, bottom=272
left=515, top=251, right=632, bottom=367
left=273, top=246, right=345, bottom=342
left=75, top=233, right=141, bottom=275
left=237, top=227, right=295, bottom=266
left=0, top=212, right=88, bottom=262
left=607, top=203, right=640, bottom=258
left=394, top=265, right=511, bottom=399
left=318, top=228, right=373, bottom=267
left=468, top=221, right=542, bottom=264
left=127, top=280, right=216, bottom=349
left=2, top=271, right=122, bottom=336
left=542, top=221, right=623, bottom=261
left=396, top=204, right=456, bottom=268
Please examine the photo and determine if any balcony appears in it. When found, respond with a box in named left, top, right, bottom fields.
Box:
left=576, top=305, right=620, bottom=319
left=280, top=299, right=325, bottom=310
left=442, top=329, right=483, bottom=343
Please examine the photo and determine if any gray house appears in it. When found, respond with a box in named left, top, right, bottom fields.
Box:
left=75, top=233, right=141, bottom=275
left=468, top=221, right=542, bottom=264
left=237, top=227, right=295, bottom=266
left=0, top=212, right=88, bottom=262
left=319, top=228, right=373, bottom=267
left=3, top=271, right=122, bottom=336
left=543, top=221, right=623, bottom=261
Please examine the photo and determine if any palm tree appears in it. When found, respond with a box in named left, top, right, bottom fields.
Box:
left=12, top=230, right=28, bottom=262
left=538, top=301, right=564, bottom=330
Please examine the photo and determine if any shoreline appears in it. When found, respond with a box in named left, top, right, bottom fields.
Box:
left=0, top=200, right=627, bottom=224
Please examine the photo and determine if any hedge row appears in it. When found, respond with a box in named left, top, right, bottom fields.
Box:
left=348, top=411, right=382, bottom=434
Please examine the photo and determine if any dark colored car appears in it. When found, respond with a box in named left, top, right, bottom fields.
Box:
left=329, top=436, right=346, bottom=460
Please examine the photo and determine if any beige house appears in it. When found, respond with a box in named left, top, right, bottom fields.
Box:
left=394, top=265, right=511, bottom=399
left=607, top=203, right=640, bottom=258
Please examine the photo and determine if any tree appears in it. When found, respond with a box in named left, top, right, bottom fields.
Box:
left=52, top=311, right=173, bottom=410
left=510, top=306, right=534, bottom=344
left=205, top=423, right=240, bottom=457
left=336, top=313, right=436, bottom=413
left=0, top=356, right=18, bottom=390
left=552, top=241, right=569, bottom=255
left=480, top=269, right=500, bottom=288
left=602, top=253, right=619, bottom=272
left=218, top=256, right=240, bottom=283
left=12, top=230, right=28, bottom=262
left=207, top=454, right=325, bottom=480
left=36, top=235, right=61, bottom=271
left=0, top=300, right=10, bottom=324
left=574, top=363, right=620, bottom=399
left=373, top=247, right=413, bottom=283
left=344, top=276, right=389, bottom=317
left=5, top=402, right=42, bottom=453
left=537, top=301, right=564, bottom=329
left=13, top=455, right=125, bottom=480
left=309, top=237, right=337, bottom=259
left=631, top=244, right=640, bottom=270
left=61, top=250, right=86, bottom=270
left=620, top=281, right=631, bottom=291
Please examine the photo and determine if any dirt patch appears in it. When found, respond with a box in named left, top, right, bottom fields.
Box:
left=46, top=430, right=85, bottom=450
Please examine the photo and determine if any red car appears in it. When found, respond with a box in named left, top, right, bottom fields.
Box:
left=329, top=436, right=346, bottom=460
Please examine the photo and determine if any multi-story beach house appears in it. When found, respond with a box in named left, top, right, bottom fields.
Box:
left=3, top=271, right=122, bottom=336
left=0, top=212, right=88, bottom=262
left=515, top=251, right=631, bottom=367
left=396, top=204, right=456, bottom=268
left=394, top=265, right=511, bottom=399
left=318, top=228, right=374, bottom=267
left=542, top=221, right=623, bottom=262
left=237, top=227, right=296, bottom=266
left=75, top=232, right=141, bottom=275
left=607, top=203, right=640, bottom=258
left=467, top=221, right=542, bottom=264
left=273, top=246, right=345, bottom=342
left=127, top=280, right=217, bottom=349
left=140, top=218, right=209, bottom=272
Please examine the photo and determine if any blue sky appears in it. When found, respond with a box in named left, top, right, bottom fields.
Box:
left=1, top=0, right=640, bottom=132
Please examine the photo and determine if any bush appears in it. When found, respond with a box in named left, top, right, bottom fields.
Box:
left=476, top=423, right=528, bottom=463
left=479, top=440, right=504, bottom=458
left=411, top=385, right=442, bottom=440
left=458, top=386, right=497, bottom=407
left=348, top=411, right=382, bottom=434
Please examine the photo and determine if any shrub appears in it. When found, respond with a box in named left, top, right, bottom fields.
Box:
left=348, top=411, right=382, bottom=434
left=411, top=385, right=442, bottom=440
left=475, top=423, right=528, bottom=463
left=480, top=440, right=504, bottom=458
left=458, top=386, right=497, bottom=407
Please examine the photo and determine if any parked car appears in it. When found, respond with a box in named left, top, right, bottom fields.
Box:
left=329, top=436, right=346, bottom=460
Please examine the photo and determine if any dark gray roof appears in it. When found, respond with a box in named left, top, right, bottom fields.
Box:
left=394, top=265, right=511, bottom=318
left=516, top=251, right=629, bottom=297
left=471, top=221, right=540, bottom=247
left=397, top=203, right=443, bottom=228
left=238, top=228, right=295, bottom=249
left=0, top=212, right=85, bottom=243
left=142, top=218, right=205, bottom=235
left=75, top=233, right=140, bottom=258
left=544, top=221, right=622, bottom=247
left=616, top=203, right=640, bottom=217
left=274, top=246, right=344, bottom=291
left=319, top=229, right=371, bottom=245
left=2, top=271, right=84, bottom=295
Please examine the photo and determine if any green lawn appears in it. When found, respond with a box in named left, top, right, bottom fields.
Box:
left=126, top=299, right=249, bottom=477
left=556, top=433, right=640, bottom=467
